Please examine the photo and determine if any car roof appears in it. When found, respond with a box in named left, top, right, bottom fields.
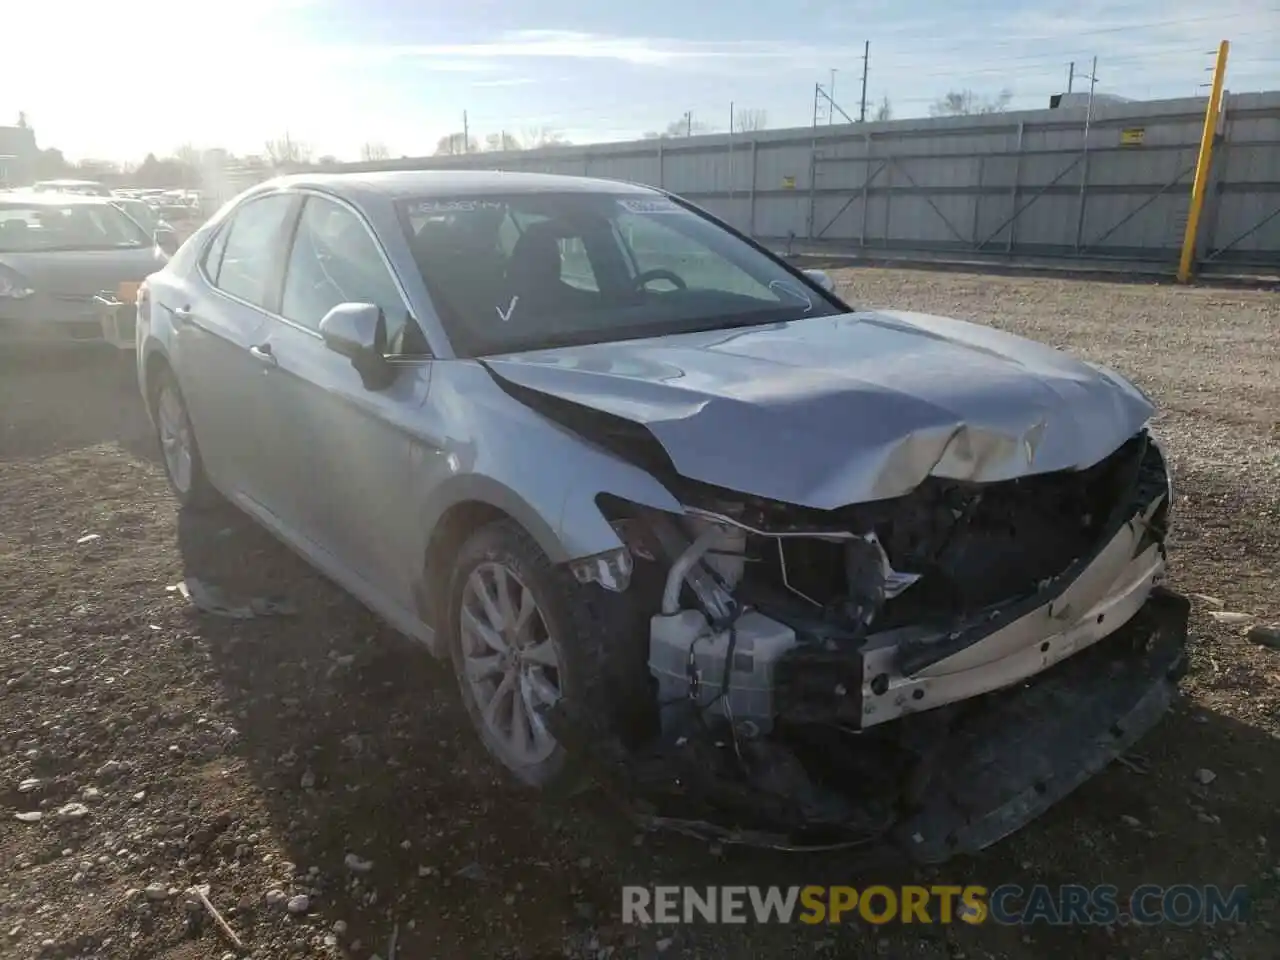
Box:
left=264, top=169, right=659, bottom=202
left=0, top=193, right=116, bottom=207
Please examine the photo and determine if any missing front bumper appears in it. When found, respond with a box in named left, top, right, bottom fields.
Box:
left=553, top=588, right=1190, bottom=862
left=894, top=586, right=1190, bottom=862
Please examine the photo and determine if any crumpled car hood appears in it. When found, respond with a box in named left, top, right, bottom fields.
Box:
left=483, top=309, right=1154, bottom=509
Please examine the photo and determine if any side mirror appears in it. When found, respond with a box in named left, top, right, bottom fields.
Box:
left=802, top=268, right=835, bottom=293
left=318, top=302, right=395, bottom=390
left=154, top=227, right=180, bottom=255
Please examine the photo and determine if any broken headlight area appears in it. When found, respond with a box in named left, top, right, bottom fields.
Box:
left=571, top=430, right=1181, bottom=860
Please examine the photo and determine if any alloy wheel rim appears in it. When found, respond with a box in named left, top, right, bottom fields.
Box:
left=157, top=386, right=193, bottom=494
left=460, top=561, right=562, bottom=765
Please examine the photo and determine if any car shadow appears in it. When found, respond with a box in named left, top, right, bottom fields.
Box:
left=173, top=503, right=1280, bottom=958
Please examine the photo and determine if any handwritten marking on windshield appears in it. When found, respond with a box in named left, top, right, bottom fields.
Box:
left=496, top=296, right=519, bottom=322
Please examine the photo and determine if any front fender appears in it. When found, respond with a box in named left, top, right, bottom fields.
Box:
left=417, top=363, right=686, bottom=566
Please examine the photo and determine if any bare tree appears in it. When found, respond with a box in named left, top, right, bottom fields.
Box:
left=643, top=114, right=715, bottom=139
left=929, top=88, right=1012, bottom=117
left=434, top=132, right=477, bottom=156
left=521, top=126, right=567, bottom=149
left=733, top=108, right=768, bottom=133
left=264, top=133, right=312, bottom=167
left=485, top=131, right=522, bottom=152
left=172, top=143, right=201, bottom=167
left=360, top=141, right=390, bottom=162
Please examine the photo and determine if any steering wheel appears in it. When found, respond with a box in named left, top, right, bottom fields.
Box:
left=633, top=268, right=687, bottom=291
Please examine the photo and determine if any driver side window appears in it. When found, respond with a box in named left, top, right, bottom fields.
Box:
left=280, top=196, right=411, bottom=348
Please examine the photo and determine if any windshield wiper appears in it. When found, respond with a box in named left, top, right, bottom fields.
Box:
left=478, top=308, right=807, bottom=356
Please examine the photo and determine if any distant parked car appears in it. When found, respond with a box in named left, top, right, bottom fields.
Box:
left=110, top=197, right=180, bottom=254
left=0, top=194, right=167, bottom=348
left=32, top=178, right=113, bottom=197
left=134, top=170, right=1184, bottom=863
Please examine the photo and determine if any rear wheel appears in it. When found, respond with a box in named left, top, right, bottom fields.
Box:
left=152, top=369, right=220, bottom=510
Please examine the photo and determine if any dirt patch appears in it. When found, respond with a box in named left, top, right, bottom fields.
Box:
left=1, top=269, right=1277, bottom=959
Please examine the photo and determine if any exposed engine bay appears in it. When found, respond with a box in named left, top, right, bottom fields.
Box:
left=547, top=429, right=1188, bottom=860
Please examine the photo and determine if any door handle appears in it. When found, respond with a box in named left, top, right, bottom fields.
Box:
left=248, top=343, right=278, bottom=366
left=171, top=305, right=192, bottom=323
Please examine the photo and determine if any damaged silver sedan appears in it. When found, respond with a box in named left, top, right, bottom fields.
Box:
left=137, top=170, right=1187, bottom=862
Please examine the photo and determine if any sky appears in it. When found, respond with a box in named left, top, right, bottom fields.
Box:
left=2, top=0, right=1277, bottom=163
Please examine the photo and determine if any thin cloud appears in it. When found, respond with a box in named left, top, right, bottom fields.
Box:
left=470, top=77, right=539, bottom=88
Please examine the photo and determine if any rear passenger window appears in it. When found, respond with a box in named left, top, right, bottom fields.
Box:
left=202, top=223, right=231, bottom=282
left=211, top=194, right=296, bottom=309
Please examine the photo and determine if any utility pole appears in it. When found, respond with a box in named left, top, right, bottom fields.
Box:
left=829, top=69, right=837, bottom=125
left=859, top=40, right=870, bottom=122
left=686, top=111, right=693, bottom=137
left=1067, top=61, right=1075, bottom=93
left=462, top=111, right=469, bottom=153
left=1178, top=40, right=1231, bottom=282
left=1073, top=56, right=1098, bottom=250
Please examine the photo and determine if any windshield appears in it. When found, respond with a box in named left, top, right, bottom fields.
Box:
left=396, top=192, right=839, bottom=356
left=0, top=203, right=151, bottom=252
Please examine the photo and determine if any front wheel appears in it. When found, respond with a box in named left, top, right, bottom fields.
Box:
left=447, top=519, right=611, bottom=789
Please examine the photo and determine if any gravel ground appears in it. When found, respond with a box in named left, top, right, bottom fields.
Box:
left=0, top=267, right=1277, bottom=960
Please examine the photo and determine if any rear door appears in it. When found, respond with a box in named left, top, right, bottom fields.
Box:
left=171, top=192, right=299, bottom=509
left=255, top=192, right=434, bottom=609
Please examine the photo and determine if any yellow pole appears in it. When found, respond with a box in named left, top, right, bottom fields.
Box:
left=1177, top=40, right=1229, bottom=283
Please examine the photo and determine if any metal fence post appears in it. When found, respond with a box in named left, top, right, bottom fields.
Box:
left=1200, top=95, right=1231, bottom=258
left=860, top=132, right=872, bottom=247
left=748, top=139, right=758, bottom=237
left=882, top=156, right=894, bottom=246
left=1007, top=121, right=1024, bottom=253
left=807, top=140, right=818, bottom=239
left=657, top=142, right=664, bottom=189
left=971, top=155, right=985, bottom=245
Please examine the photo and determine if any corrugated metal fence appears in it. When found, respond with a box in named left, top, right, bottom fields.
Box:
left=344, top=91, right=1280, bottom=275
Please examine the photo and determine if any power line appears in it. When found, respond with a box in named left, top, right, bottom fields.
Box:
left=836, top=9, right=1276, bottom=56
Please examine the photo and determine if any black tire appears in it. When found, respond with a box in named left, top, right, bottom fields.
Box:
left=446, top=518, right=613, bottom=791
left=150, top=367, right=221, bottom=510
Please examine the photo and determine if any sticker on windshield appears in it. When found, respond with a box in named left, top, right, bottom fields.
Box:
left=406, top=199, right=506, bottom=214
left=618, top=197, right=682, bottom=214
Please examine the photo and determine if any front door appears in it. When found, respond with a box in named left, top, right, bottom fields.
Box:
left=257, top=193, right=436, bottom=609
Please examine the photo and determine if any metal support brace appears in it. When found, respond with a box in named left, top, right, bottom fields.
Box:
left=888, top=155, right=968, bottom=244
left=1080, top=161, right=1198, bottom=253
left=977, top=154, right=1084, bottom=250
left=818, top=159, right=886, bottom=240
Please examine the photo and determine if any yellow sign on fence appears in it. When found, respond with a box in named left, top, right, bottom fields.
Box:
left=1120, top=128, right=1145, bottom=146
left=781, top=175, right=796, bottom=189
